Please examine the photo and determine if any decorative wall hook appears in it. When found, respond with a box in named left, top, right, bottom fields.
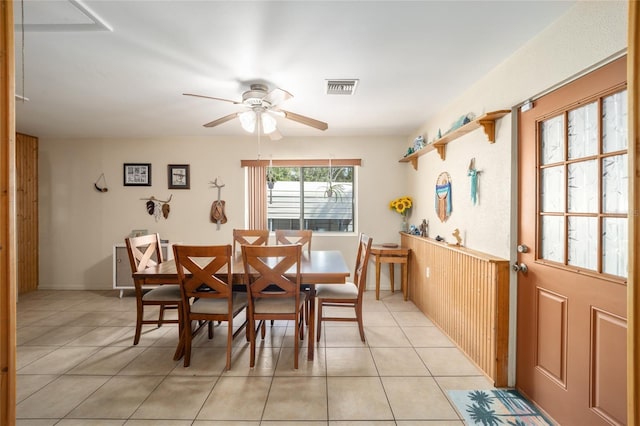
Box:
left=94, top=173, right=108, bottom=193
left=140, top=195, right=172, bottom=221
left=209, top=178, right=227, bottom=229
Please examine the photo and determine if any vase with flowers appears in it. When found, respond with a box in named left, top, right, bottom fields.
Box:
left=389, top=196, right=413, bottom=232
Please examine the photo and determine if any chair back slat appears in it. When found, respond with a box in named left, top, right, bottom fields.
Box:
left=173, top=245, right=233, bottom=301
left=275, top=229, right=312, bottom=255
left=125, top=233, right=163, bottom=273
left=233, top=229, right=270, bottom=253
left=353, top=234, right=373, bottom=296
left=242, top=244, right=301, bottom=298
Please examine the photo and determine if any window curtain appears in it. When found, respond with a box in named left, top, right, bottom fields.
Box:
left=247, top=165, right=267, bottom=229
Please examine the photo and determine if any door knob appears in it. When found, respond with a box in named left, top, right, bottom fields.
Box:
left=517, top=244, right=529, bottom=253
left=512, top=262, right=528, bottom=273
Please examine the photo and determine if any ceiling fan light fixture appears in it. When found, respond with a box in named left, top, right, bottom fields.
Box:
left=261, top=113, right=277, bottom=134
left=239, top=110, right=256, bottom=133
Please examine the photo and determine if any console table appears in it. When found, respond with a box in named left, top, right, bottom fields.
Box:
left=369, top=245, right=410, bottom=300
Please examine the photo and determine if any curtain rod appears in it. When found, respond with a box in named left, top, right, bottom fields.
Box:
left=240, top=159, right=362, bottom=167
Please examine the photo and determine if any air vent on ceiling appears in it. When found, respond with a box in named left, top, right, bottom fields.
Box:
left=325, top=79, right=359, bottom=95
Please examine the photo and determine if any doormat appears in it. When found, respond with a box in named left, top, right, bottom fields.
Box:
left=448, top=389, right=554, bottom=425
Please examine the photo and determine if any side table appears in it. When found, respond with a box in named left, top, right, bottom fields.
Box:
left=369, top=245, right=410, bottom=300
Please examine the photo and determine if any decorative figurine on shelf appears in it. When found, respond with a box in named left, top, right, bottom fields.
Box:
left=451, top=228, right=462, bottom=246
left=404, top=146, right=415, bottom=157
left=435, top=235, right=445, bottom=242
left=420, top=219, right=429, bottom=238
left=413, top=135, right=425, bottom=152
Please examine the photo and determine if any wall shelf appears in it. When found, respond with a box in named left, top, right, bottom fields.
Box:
left=399, top=110, right=510, bottom=170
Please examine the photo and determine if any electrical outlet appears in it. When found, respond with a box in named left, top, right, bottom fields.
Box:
left=425, top=267, right=430, bottom=278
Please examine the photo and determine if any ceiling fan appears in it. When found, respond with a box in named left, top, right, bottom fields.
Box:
left=183, top=83, right=328, bottom=140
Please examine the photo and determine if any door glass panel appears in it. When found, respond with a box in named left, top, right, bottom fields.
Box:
left=567, top=159, right=597, bottom=213
left=541, top=115, right=564, bottom=165
left=541, top=166, right=564, bottom=212
left=602, top=217, right=628, bottom=277
left=602, top=154, right=628, bottom=213
left=568, top=216, right=597, bottom=270
left=568, top=102, right=598, bottom=159
left=602, top=90, right=628, bottom=153
left=541, top=215, right=564, bottom=263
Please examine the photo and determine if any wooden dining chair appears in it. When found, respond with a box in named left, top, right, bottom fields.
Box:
left=275, top=229, right=312, bottom=255
left=125, top=233, right=182, bottom=346
left=275, top=229, right=313, bottom=323
left=316, top=233, right=373, bottom=342
left=242, top=244, right=305, bottom=369
left=232, top=229, right=270, bottom=253
left=173, top=244, right=248, bottom=369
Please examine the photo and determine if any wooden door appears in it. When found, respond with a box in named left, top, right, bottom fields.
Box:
left=517, top=56, right=627, bottom=425
left=16, top=133, right=38, bottom=294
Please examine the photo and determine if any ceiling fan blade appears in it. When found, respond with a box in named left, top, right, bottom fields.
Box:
left=203, top=112, right=240, bottom=128
left=263, top=88, right=293, bottom=107
left=279, top=109, right=328, bottom=131
left=183, top=93, right=241, bottom=104
left=269, top=129, right=283, bottom=141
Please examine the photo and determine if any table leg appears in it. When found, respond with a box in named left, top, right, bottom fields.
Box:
left=389, top=263, right=395, bottom=293
left=307, top=284, right=315, bottom=361
left=375, top=258, right=381, bottom=300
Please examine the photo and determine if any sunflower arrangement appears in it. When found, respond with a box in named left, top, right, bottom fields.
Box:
left=389, top=196, right=413, bottom=217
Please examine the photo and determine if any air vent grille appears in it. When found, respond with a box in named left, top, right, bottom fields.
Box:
left=325, top=79, right=359, bottom=95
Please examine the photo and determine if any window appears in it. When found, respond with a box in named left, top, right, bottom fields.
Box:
left=538, top=88, right=628, bottom=278
left=267, top=166, right=355, bottom=232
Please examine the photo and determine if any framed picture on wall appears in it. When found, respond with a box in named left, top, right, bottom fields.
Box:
left=168, top=164, right=190, bottom=189
left=123, top=163, right=151, bottom=186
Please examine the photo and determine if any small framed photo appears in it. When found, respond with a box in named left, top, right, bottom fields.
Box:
left=168, top=164, right=190, bottom=189
left=123, top=163, right=151, bottom=186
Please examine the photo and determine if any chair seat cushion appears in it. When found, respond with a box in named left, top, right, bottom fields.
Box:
left=142, top=285, right=182, bottom=302
left=191, top=292, right=248, bottom=315
left=315, top=282, right=358, bottom=299
left=253, top=292, right=306, bottom=314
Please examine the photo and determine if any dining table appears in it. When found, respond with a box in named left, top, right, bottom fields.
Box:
left=132, top=249, right=351, bottom=361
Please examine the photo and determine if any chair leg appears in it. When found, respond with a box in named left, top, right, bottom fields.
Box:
left=249, top=318, right=256, bottom=368
left=316, top=300, right=323, bottom=342
left=208, top=321, right=214, bottom=339
left=183, top=318, right=193, bottom=367
left=261, top=320, right=266, bottom=339
left=225, top=319, right=233, bottom=371
left=158, top=305, right=165, bottom=327
left=356, top=305, right=365, bottom=342
left=134, top=301, right=144, bottom=345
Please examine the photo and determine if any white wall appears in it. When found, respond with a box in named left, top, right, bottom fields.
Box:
left=38, top=1, right=628, bottom=296
left=38, top=135, right=408, bottom=290
left=406, top=0, right=627, bottom=259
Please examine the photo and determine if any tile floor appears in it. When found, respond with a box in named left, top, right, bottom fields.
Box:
left=16, top=289, right=495, bottom=425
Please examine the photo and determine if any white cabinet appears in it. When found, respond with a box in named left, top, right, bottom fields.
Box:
left=112, top=242, right=173, bottom=298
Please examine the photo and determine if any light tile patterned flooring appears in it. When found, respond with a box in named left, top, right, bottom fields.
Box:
left=16, top=289, right=495, bottom=425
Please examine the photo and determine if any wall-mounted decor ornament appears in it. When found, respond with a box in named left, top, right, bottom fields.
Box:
left=209, top=177, right=227, bottom=230
left=435, top=172, right=452, bottom=222
left=467, top=158, right=481, bottom=205
left=93, top=173, right=108, bottom=193
left=140, top=195, right=172, bottom=221
left=420, top=219, right=429, bottom=238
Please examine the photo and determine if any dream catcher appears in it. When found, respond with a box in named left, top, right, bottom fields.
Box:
left=141, top=195, right=172, bottom=221
left=435, top=172, right=452, bottom=222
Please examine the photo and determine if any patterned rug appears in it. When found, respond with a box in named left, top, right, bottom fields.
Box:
left=448, top=389, right=554, bottom=426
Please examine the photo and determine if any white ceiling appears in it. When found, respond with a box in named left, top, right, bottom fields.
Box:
left=13, top=0, right=575, bottom=140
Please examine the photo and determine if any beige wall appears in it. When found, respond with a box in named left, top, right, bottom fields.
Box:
left=38, top=1, right=628, bottom=293
left=407, top=0, right=627, bottom=259
left=38, top=135, right=408, bottom=290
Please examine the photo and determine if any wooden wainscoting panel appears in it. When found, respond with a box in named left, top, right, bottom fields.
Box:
left=16, top=133, right=38, bottom=294
left=401, top=233, right=510, bottom=386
